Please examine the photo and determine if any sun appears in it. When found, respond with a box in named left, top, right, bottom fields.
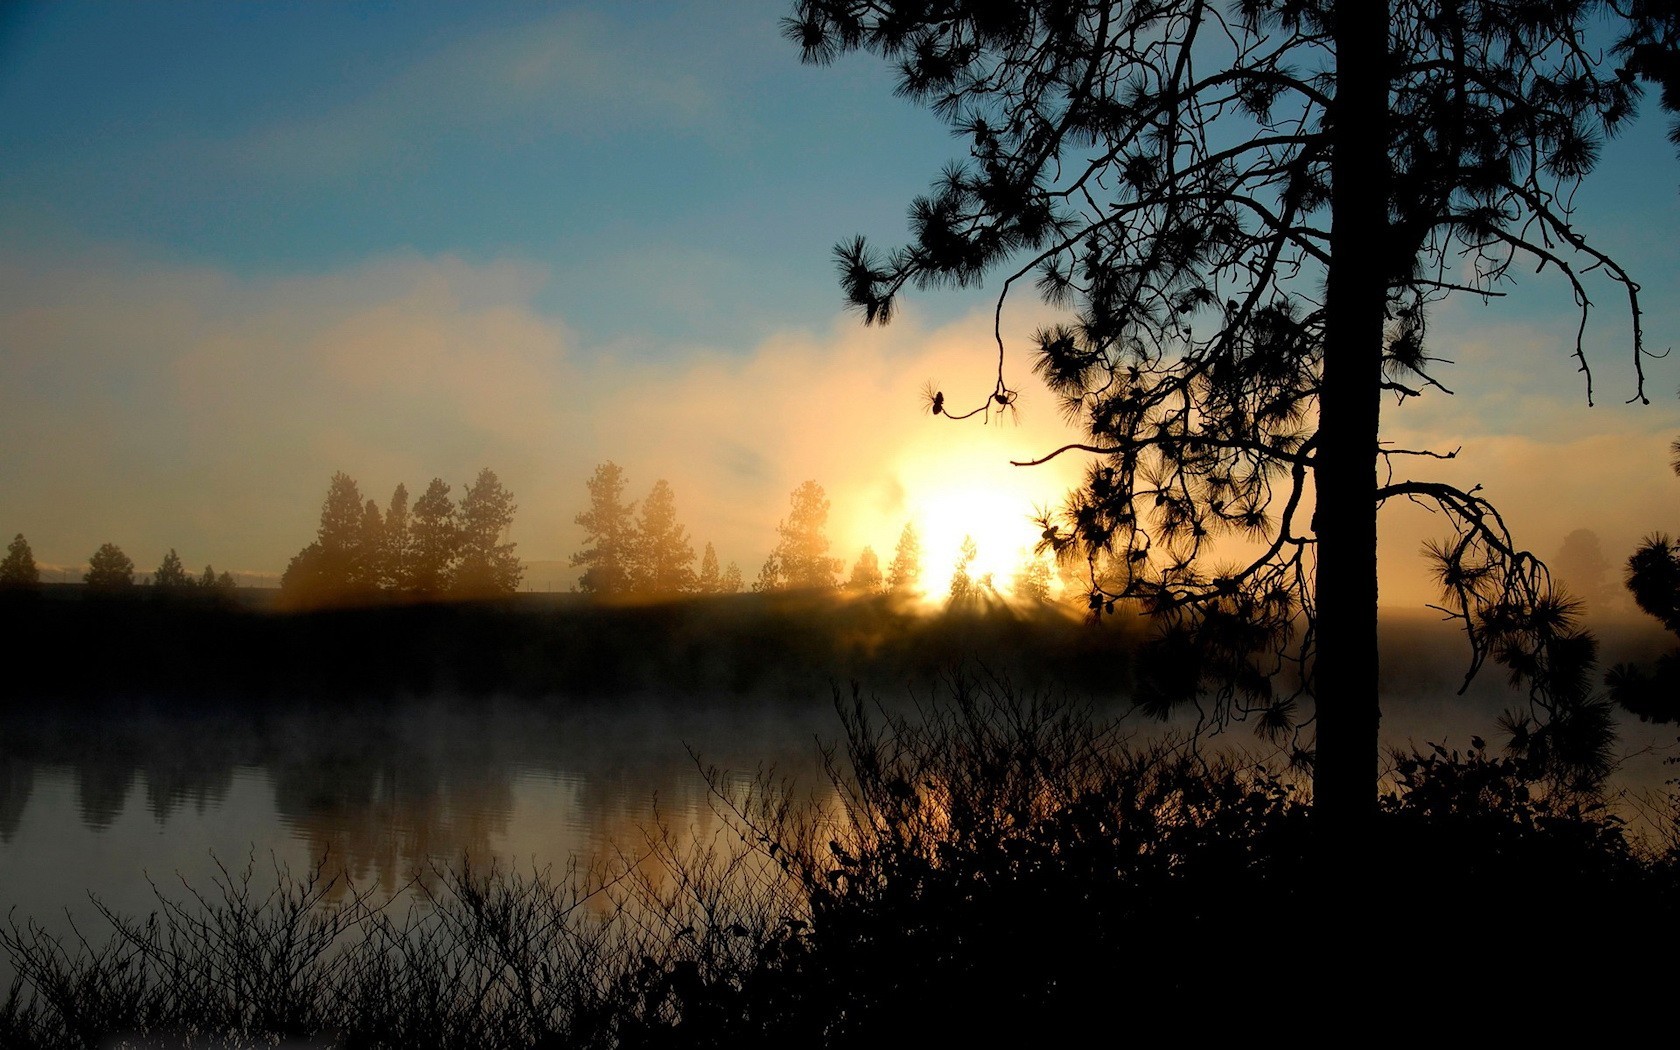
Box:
left=855, top=436, right=1080, bottom=606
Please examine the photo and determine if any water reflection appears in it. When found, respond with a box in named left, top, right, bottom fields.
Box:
left=0, top=694, right=840, bottom=926
left=2, top=612, right=1676, bottom=936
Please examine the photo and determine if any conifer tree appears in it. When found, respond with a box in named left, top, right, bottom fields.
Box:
left=719, top=561, right=744, bottom=594
left=697, top=542, right=722, bottom=594
left=848, top=546, right=884, bottom=592
left=887, top=522, right=922, bottom=595
left=791, top=0, right=1661, bottom=820
left=572, top=462, right=637, bottom=596
left=631, top=479, right=696, bottom=595
left=409, top=478, right=459, bottom=595
left=759, top=480, right=842, bottom=590
left=84, top=543, right=134, bottom=590
left=383, top=483, right=412, bottom=590
left=152, top=549, right=190, bottom=590
left=1, top=534, right=40, bottom=587
left=454, top=468, right=522, bottom=597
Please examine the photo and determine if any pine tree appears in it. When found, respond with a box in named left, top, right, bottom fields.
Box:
left=887, top=522, right=922, bottom=595
left=719, top=561, right=744, bottom=594
left=152, top=549, right=190, bottom=590
left=1011, top=552, right=1053, bottom=605
left=697, top=542, right=722, bottom=594
left=759, top=481, right=842, bottom=590
left=409, top=478, right=459, bottom=595
left=84, top=543, right=134, bottom=590
left=0, top=534, right=39, bottom=587
left=631, top=479, right=696, bottom=595
left=791, top=0, right=1659, bottom=821
left=282, top=471, right=368, bottom=604
left=572, top=462, right=637, bottom=596
left=948, top=535, right=978, bottom=606
left=847, top=546, right=884, bottom=593
left=454, top=468, right=523, bottom=597
left=382, top=483, right=412, bottom=590
left=351, top=499, right=384, bottom=592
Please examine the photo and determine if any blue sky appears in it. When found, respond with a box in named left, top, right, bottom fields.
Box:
left=2, top=1, right=1677, bottom=609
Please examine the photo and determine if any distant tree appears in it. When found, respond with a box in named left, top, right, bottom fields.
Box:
left=631, top=479, right=697, bottom=595
left=697, top=542, right=722, bottom=593
left=453, top=468, right=522, bottom=597
left=1012, top=552, right=1053, bottom=605
left=215, top=571, right=237, bottom=592
left=382, top=483, right=412, bottom=590
left=887, top=522, right=922, bottom=595
left=84, top=543, right=135, bottom=590
left=197, top=565, right=217, bottom=589
left=0, top=534, right=39, bottom=588
left=847, top=546, right=884, bottom=593
left=948, top=535, right=978, bottom=606
left=719, top=561, right=744, bottom=594
left=351, top=499, right=384, bottom=592
left=152, top=549, right=190, bottom=591
left=759, top=481, right=842, bottom=590
left=281, top=472, right=375, bottom=605
left=572, top=462, right=637, bottom=596
left=409, top=478, right=459, bottom=595
left=1553, top=528, right=1616, bottom=612
left=1609, top=445, right=1680, bottom=722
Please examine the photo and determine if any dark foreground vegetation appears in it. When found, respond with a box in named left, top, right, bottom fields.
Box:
left=0, top=588, right=1138, bottom=705
left=5, top=678, right=1677, bottom=1048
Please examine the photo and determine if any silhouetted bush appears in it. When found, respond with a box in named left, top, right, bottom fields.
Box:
left=5, top=678, right=1678, bottom=1046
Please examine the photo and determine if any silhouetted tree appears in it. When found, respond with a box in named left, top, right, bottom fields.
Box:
left=382, top=483, right=412, bottom=590
left=631, top=479, right=696, bottom=595
left=152, top=549, right=190, bottom=591
left=353, top=499, right=383, bottom=592
left=0, top=534, right=39, bottom=588
left=1609, top=443, right=1680, bottom=721
left=572, top=462, right=637, bottom=596
left=791, top=0, right=1660, bottom=822
left=719, top=560, right=744, bottom=594
left=1011, top=552, right=1053, bottom=605
left=453, top=468, right=523, bottom=597
left=948, top=535, right=978, bottom=607
left=847, top=546, right=884, bottom=592
left=84, top=543, right=135, bottom=590
left=886, top=521, right=922, bottom=595
left=758, top=481, right=842, bottom=590
left=281, top=472, right=378, bottom=605
left=409, top=478, right=459, bottom=596
left=697, top=542, right=722, bottom=593
left=1553, top=528, right=1617, bottom=612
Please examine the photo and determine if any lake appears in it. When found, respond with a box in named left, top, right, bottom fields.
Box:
left=3, top=610, right=1676, bottom=993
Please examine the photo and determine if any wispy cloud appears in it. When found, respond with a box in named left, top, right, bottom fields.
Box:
left=227, top=8, right=728, bottom=185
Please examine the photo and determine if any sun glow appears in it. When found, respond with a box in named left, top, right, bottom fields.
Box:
left=845, top=433, right=1081, bottom=607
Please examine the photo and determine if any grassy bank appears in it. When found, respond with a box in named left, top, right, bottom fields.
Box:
left=6, top=678, right=1678, bottom=1047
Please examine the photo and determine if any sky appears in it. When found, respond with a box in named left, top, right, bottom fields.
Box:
left=1, top=0, right=1677, bottom=612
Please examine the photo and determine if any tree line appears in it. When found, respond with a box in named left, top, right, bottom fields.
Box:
left=1, top=532, right=239, bottom=594
left=570, top=464, right=944, bottom=601
left=280, top=468, right=521, bottom=606
left=1, top=464, right=1058, bottom=608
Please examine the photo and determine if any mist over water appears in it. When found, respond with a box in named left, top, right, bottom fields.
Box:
left=3, top=611, right=1674, bottom=973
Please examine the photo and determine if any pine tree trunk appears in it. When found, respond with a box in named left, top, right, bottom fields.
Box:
left=1315, top=1, right=1389, bottom=831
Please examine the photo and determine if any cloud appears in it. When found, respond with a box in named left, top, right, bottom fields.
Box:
left=2, top=246, right=1674, bottom=606
left=227, top=8, right=728, bottom=185
left=0, top=246, right=1083, bottom=582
